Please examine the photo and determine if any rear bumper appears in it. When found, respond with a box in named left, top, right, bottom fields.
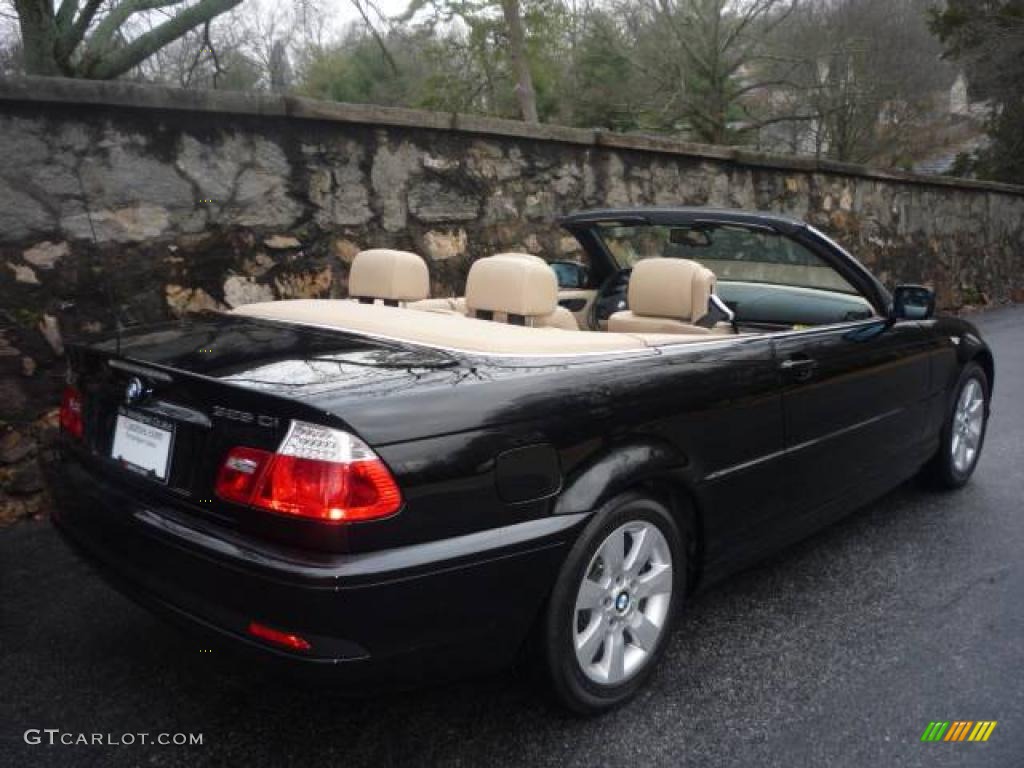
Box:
left=47, top=451, right=584, bottom=686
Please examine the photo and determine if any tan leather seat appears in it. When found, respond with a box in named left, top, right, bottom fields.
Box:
left=485, top=253, right=579, bottom=330
left=537, top=305, right=581, bottom=331
left=491, top=252, right=547, bottom=265
left=349, top=249, right=429, bottom=306
left=608, top=258, right=719, bottom=335
left=407, top=255, right=543, bottom=316
left=464, top=255, right=577, bottom=330
left=408, top=296, right=467, bottom=314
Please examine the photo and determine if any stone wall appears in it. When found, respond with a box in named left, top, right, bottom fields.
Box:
left=1, top=76, right=1023, bottom=520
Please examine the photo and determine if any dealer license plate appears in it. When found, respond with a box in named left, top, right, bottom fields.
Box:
left=110, top=411, right=174, bottom=482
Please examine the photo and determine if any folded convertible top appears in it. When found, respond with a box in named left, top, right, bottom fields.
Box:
left=232, top=300, right=724, bottom=356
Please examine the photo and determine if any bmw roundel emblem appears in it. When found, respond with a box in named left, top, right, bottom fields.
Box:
left=124, top=376, right=149, bottom=404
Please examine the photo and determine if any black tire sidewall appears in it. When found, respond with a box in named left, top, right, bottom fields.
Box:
left=543, top=490, right=685, bottom=715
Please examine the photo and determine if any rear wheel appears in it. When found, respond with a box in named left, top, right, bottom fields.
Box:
left=923, top=361, right=989, bottom=489
left=543, top=491, right=685, bottom=714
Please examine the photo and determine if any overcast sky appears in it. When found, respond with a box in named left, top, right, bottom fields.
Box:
left=329, top=0, right=416, bottom=31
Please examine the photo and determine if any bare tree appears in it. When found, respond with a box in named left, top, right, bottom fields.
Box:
left=761, top=0, right=953, bottom=163
left=12, top=0, right=243, bottom=78
left=398, top=0, right=541, bottom=123
left=499, top=0, right=538, bottom=122
left=349, top=0, right=399, bottom=76
left=126, top=0, right=331, bottom=91
left=627, top=0, right=799, bottom=143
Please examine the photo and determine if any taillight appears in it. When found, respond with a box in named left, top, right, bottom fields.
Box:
left=215, top=420, right=402, bottom=523
left=215, top=446, right=273, bottom=505
left=59, top=385, right=84, bottom=440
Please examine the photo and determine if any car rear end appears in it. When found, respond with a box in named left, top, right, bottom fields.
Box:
left=48, top=315, right=580, bottom=684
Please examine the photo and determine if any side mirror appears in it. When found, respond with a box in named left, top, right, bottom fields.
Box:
left=550, top=261, right=588, bottom=290
left=891, top=285, right=935, bottom=321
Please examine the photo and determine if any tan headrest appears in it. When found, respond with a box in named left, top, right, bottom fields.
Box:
left=349, top=249, right=429, bottom=302
left=465, top=256, right=557, bottom=318
left=491, top=252, right=547, bottom=265
left=628, top=258, right=715, bottom=321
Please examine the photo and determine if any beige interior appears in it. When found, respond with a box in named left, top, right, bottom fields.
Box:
left=349, top=249, right=430, bottom=304
left=491, top=252, right=547, bottom=265
left=608, top=258, right=719, bottom=335
left=408, top=296, right=467, bottom=314
left=465, top=255, right=557, bottom=318
left=537, top=306, right=580, bottom=330
left=232, top=300, right=724, bottom=355
left=556, top=288, right=598, bottom=326
left=242, top=250, right=749, bottom=355
left=456, top=255, right=580, bottom=330
left=489, top=254, right=592, bottom=326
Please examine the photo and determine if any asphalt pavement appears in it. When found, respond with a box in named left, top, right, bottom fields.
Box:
left=2, top=305, right=1022, bottom=768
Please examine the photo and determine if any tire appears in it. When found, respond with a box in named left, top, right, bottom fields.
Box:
left=922, top=361, right=990, bottom=490
left=542, top=490, right=686, bottom=715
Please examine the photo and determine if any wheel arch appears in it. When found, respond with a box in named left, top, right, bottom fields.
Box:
left=637, top=474, right=706, bottom=595
left=971, top=347, right=995, bottom=398
left=553, top=438, right=707, bottom=593
left=954, top=322, right=995, bottom=399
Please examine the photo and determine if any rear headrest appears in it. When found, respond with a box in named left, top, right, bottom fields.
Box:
left=628, top=258, right=716, bottom=321
left=490, top=252, right=547, bottom=265
left=349, top=249, right=429, bottom=303
left=465, top=256, right=557, bottom=318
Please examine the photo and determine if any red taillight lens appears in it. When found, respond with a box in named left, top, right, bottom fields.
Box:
left=247, top=620, right=312, bottom=652
left=253, top=454, right=402, bottom=522
left=59, top=385, right=84, bottom=440
left=215, top=446, right=273, bottom=505
left=214, top=421, right=402, bottom=523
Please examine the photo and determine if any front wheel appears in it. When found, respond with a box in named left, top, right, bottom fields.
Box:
left=922, top=361, right=990, bottom=489
left=542, top=491, right=685, bottom=715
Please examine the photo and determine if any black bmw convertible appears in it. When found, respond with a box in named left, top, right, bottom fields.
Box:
left=50, top=207, right=993, bottom=713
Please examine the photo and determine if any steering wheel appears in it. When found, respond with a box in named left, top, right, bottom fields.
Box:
left=589, top=268, right=632, bottom=329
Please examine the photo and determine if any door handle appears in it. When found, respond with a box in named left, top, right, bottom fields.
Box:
left=779, top=356, right=818, bottom=379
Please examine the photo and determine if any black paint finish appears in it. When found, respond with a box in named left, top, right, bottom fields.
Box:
left=49, top=208, right=994, bottom=685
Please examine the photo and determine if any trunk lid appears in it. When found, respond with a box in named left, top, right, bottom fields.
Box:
left=64, top=313, right=459, bottom=549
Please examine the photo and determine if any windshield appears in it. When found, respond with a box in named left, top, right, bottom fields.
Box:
left=595, top=222, right=861, bottom=296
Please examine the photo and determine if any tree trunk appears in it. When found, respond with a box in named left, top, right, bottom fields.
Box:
left=499, top=0, right=539, bottom=123
left=14, top=0, right=61, bottom=75
left=15, top=0, right=243, bottom=80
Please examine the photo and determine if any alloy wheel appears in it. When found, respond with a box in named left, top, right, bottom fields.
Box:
left=951, top=378, right=985, bottom=474
left=572, top=521, right=673, bottom=685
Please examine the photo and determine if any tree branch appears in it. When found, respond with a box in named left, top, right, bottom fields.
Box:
left=83, top=0, right=243, bottom=79
left=86, top=0, right=187, bottom=58
left=54, top=0, right=79, bottom=34
left=55, top=0, right=104, bottom=68
left=349, top=0, right=399, bottom=76
left=201, top=19, right=224, bottom=86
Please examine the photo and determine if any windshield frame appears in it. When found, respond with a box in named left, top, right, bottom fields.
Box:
left=593, top=221, right=865, bottom=297
left=559, top=208, right=890, bottom=317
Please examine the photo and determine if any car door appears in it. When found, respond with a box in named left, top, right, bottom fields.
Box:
left=654, top=333, right=791, bottom=581
left=775, top=316, right=934, bottom=529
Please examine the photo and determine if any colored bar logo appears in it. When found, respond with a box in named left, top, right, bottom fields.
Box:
left=921, top=721, right=997, bottom=742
